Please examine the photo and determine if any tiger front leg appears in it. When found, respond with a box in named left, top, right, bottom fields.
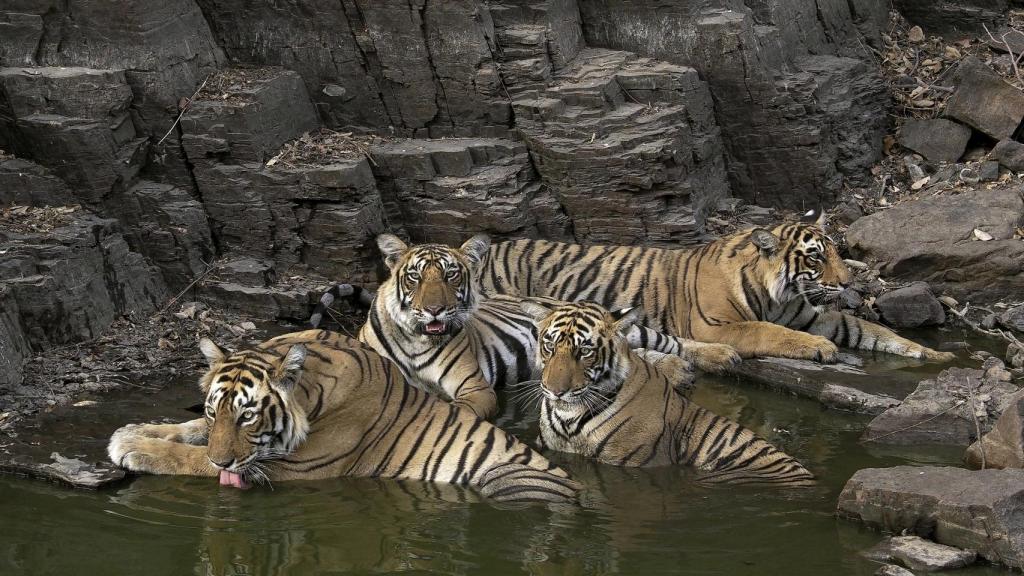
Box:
left=118, top=418, right=209, bottom=444
left=700, top=321, right=839, bottom=362
left=807, top=311, right=956, bottom=362
left=624, top=324, right=740, bottom=373
left=108, top=423, right=218, bottom=476
left=446, top=377, right=498, bottom=420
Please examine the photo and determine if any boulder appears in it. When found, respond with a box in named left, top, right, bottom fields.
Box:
left=991, top=139, right=1024, bottom=173
left=898, top=118, right=971, bottom=163
left=846, top=187, right=1024, bottom=303
left=867, top=536, right=977, bottom=572
left=944, top=56, right=1024, bottom=141
left=864, top=367, right=1020, bottom=446
left=837, top=466, right=1024, bottom=568
left=874, top=282, right=945, bottom=328
left=966, top=390, right=1024, bottom=469
left=999, top=305, right=1024, bottom=333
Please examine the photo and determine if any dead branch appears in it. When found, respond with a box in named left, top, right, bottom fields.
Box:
left=156, top=75, right=211, bottom=146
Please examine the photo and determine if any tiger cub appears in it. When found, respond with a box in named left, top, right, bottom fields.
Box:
left=520, top=300, right=816, bottom=486
left=107, top=330, right=580, bottom=503
left=310, top=234, right=739, bottom=420
left=479, top=213, right=955, bottom=364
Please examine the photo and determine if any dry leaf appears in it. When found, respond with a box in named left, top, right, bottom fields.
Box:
left=974, top=228, right=993, bottom=241
left=910, top=98, right=935, bottom=107
left=908, top=26, right=925, bottom=43
left=911, top=176, right=930, bottom=190
left=944, top=46, right=961, bottom=59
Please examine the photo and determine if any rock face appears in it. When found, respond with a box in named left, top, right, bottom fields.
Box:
left=864, top=367, right=1020, bottom=446
left=575, top=0, right=888, bottom=208
left=895, top=1, right=1012, bottom=35
left=898, top=119, right=971, bottom=163
left=837, top=466, right=1024, bottom=568
left=874, top=282, right=946, bottom=328
left=847, top=187, right=1024, bottom=303
left=966, top=390, right=1024, bottom=469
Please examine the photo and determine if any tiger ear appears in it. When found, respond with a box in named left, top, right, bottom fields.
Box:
left=519, top=300, right=553, bottom=323
left=198, top=337, right=227, bottom=367
left=377, top=234, right=408, bottom=270
left=749, top=229, right=779, bottom=254
left=610, top=307, right=643, bottom=334
left=802, top=208, right=828, bottom=229
left=276, top=345, right=306, bottom=390
left=459, top=234, right=491, bottom=269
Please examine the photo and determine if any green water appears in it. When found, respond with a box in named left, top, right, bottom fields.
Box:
left=0, top=369, right=1010, bottom=576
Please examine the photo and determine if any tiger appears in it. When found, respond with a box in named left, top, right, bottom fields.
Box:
left=519, top=299, right=816, bottom=486
left=106, top=329, right=581, bottom=503
left=476, top=212, right=955, bottom=363
left=308, top=233, right=740, bottom=420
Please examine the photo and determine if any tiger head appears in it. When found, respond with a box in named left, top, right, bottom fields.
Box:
left=197, top=338, right=310, bottom=487
left=376, top=233, right=490, bottom=340
left=747, top=211, right=850, bottom=306
left=520, top=300, right=642, bottom=408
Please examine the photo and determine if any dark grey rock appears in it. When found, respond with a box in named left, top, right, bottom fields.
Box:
left=181, top=68, right=319, bottom=164
left=575, top=1, right=888, bottom=209
left=839, top=288, right=864, bottom=310
left=983, top=28, right=1024, bottom=55
left=894, top=1, right=1008, bottom=34
left=0, top=156, right=73, bottom=207
left=847, top=188, right=1024, bottom=303
left=980, top=160, right=1001, bottom=182
left=898, top=118, right=971, bottom=163
left=999, top=305, right=1024, bottom=333
left=372, top=138, right=571, bottom=245
left=0, top=213, right=167, bottom=349
left=875, top=282, right=945, bottom=328
left=966, top=390, right=1024, bottom=469
left=945, top=56, right=1024, bottom=141
left=835, top=202, right=864, bottom=225
left=982, top=313, right=1000, bottom=330
left=0, top=67, right=146, bottom=206
left=0, top=285, right=30, bottom=389
left=198, top=281, right=314, bottom=321
left=837, top=465, right=1024, bottom=568
left=864, top=367, right=1020, bottom=445
left=106, top=181, right=215, bottom=290
left=991, top=139, right=1024, bottom=172
left=1009, top=343, right=1024, bottom=369
left=0, top=11, right=42, bottom=66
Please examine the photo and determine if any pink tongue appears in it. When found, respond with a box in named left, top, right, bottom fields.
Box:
left=218, top=470, right=249, bottom=490
left=426, top=321, right=445, bottom=334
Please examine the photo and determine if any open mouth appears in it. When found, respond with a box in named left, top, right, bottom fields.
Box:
left=423, top=320, right=448, bottom=335
left=218, top=469, right=250, bottom=490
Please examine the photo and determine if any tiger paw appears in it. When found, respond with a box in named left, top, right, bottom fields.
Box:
left=922, top=348, right=957, bottom=363
left=691, top=343, right=741, bottom=373
left=108, top=426, right=158, bottom=472
left=787, top=334, right=839, bottom=363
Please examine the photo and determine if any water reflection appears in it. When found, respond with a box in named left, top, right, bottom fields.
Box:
left=0, top=366, right=1011, bottom=576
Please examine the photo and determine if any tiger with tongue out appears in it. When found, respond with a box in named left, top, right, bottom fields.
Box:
left=312, top=234, right=739, bottom=421
left=107, top=330, right=581, bottom=501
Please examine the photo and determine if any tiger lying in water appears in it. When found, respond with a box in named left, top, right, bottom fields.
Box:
left=107, top=330, right=580, bottom=503
left=519, top=300, right=816, bottom=486
left=478, top=213, right=954, bottom=364
left=308, top=234, right=739, bottom=420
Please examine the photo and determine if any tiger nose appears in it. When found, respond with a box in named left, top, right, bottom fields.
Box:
left=425, top=305, right=444, bottom=316
left=211, top=457, right=235, bottom=469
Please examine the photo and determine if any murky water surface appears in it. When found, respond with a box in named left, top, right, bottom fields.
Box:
left=0, top=329, right=1011, bottom=575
